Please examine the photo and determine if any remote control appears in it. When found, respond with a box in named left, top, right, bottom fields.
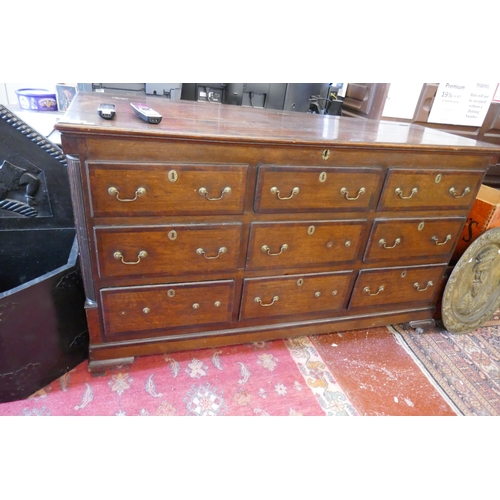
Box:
left=130, top=102, right=162, bottom=124
left=97, top=103, right=116, bottom=120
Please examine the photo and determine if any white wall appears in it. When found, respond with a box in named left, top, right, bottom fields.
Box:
left=0, top=84, right=7, bottom=105
left=382, top=83, right=424, bottom=120
left=0, top=83, right=57, bottom=105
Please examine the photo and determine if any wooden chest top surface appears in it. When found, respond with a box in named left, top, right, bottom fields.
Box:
left=55, top=92, right=500, bottom=153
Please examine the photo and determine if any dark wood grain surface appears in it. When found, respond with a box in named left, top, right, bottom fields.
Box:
left=55, top=91, right=500, bottom=373
left=56, top=91, right=500, bottom=151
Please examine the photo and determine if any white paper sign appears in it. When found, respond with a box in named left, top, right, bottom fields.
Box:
left=428, top=83, right=495, bottom=127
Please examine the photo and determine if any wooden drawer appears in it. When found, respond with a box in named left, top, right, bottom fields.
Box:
left=101, top=280, right=235, bottom=337
left=240, top=271, right=354, bottom=320
left=363, top=217, right=466, bottom=263
left=88, top=162, right=248, bottom=217
left=378, top=168, right=483, bottom=211
left=349, top=264, right=447, bottom=309
left=254, top=165, right=383, bottom=213
left=95, top=223, right=242, bottom=278
left=246, top=220, right=368, bottom=270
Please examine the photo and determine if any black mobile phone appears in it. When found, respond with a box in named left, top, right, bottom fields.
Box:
left=130, top=102, right=162, bottom=124
left=97, top=103, right=116, bottom=120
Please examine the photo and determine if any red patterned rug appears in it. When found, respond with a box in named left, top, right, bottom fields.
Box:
left=0, top=336, right=358, bottom=416
left=390, top=313, right=500, bottom=416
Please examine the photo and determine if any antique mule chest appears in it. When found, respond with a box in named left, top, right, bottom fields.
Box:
left=56, top=92, right=500, bottom=374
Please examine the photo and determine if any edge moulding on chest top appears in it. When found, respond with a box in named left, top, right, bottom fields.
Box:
left=55, top=92, right=500, bottom=375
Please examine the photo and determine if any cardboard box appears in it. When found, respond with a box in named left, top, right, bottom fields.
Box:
left=453, top=184, right=500, bottom=261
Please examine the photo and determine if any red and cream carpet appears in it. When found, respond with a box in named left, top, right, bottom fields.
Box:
left=0, top=336, right=358, bottom=416
left=2, top=318, right=500, bottom=416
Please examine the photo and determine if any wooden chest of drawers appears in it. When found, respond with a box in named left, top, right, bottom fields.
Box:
left=56, top=92, right=500, bottom=374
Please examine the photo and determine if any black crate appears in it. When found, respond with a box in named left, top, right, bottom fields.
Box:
left=0, top=104, right=88, bottom=403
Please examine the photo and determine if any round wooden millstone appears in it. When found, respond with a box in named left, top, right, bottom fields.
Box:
left=442, top=227, right=500, bottom=334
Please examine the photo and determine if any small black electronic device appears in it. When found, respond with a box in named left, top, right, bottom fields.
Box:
left=97, top=103, right=116, bottom=120
left=130, top=102, right=162, bottom=124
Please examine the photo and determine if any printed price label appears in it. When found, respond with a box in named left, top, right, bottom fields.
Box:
left=428, top=83, right=496, bottom=127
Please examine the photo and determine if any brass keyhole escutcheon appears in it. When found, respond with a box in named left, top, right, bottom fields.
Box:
left=319, top=172, right=327, bottom=183
left=401, top=271, right=407, bottom=278
left=435, top=174, right=442, bottom=184
left=167, top=289, right=175, bottom=298
left=307, top=225, right=315, bottom=235
left=168, top=170, right=178, bottom=183
left=418, top=222, right=425, bottom=231
left=296, top=278, right=304, bottom=287
left=168, top=230, right=178, bottom=241
left=322, top=149, right=330, bottom=160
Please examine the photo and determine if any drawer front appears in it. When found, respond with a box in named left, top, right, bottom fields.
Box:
left=349, top=264, right=447, bottom=309
left=101, top=280, right=235, bottom=337
left=246, top=220, right=368, bottom=270
left=88, top=162, right=248, bottom=217
left=95, top=223, right=242, bottom=278
left=254, top=166, right=383, bottom=213
left=363, top=217, right=466, bottom=263
left=378, top=168, right=483, bottom=211
left=240, top=271, right=354, bottom=320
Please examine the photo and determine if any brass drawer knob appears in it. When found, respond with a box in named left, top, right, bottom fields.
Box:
left=108, top=186, right=146, bottom=202
left=143, top=307, right=150, bottom=314
left=414, top=281, right=434, bottom=292
left=261, top=244, right=288, bottom=256
left=379, top=238, right=401, bottom=249
left=395, top=187, right=418, bottom=199
left=363, top=286, right=385, bottom=296
left=449, top=186, right=471, bottom=198
left=198, top=186, right=231, bottom=201
left=340, top=187, right=366, bottom=201
left=196, top=247, right=227, bottom=259
left=254, top=296, right=279, bottom=307
left=113, top=250, right=148, bottom=265
left=270, top=186, right=300, bottom=200
left=431, top=234, right=452, bottom=246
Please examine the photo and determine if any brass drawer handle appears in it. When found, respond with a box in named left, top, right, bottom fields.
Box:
left=449, top=186, right=471, bottom=198
left=270, top=186, right=300, bottom=200
left=108, top=186, right=146, bottom=202
left=431, top=234, right=452, bottom=246
left=113, top=250, right=148, bottom=265
left=196, top=247, right=227, bottom=259
left=379, top=237, right=401, bottom=249
left=363, top=286, right=385, bottom=296
left=254, top=296, right=279, bottom=307
left=414, top=281, right=434, bottom=292
left=198, top=186, right=231, bottom=201
left=395, top=187, right=418, bottom=199
left=262, top=243, right=288, bottom=256
left=340, top=187, right=366, bottom=201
